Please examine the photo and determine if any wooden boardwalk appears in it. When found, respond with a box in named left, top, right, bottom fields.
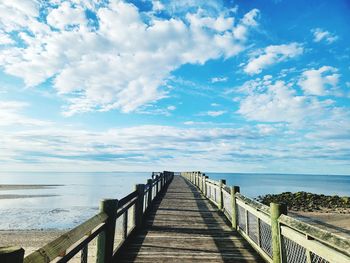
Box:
left=116, top=175, right=264, bottom=262
left=6, top=172, right=347, bottom=263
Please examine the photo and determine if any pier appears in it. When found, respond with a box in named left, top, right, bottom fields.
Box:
left=1, top=172, right=349, bottom=263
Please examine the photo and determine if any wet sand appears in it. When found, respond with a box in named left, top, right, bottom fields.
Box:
left=0, top=184, right=63, bottom=190
left=0, top=184, right=62, bottom=199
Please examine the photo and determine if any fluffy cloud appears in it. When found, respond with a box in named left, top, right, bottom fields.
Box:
left=1, top=120, right=349, bottom=173
left=0, top=31, right=14, bottom=45
left=0, top=101, right=51, bottom=126
left=243, top=43, right=303, bottom=75
left=211, top=77, right=228, bottom=83
left=0, top=1, right=260, bottom=115
left=298, top=66, right=340, bottom=96
left=237, top=78, right=334, bottom=123
left=206, top=110, right=227, bottom=117
left=46, top=2, right=87, bottom=30
left=312, top=28, right=338, bottom=44
left=232, top=9, right=260, bottom=40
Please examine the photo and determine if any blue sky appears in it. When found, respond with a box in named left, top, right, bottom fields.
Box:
left=0, top=0, right=349, bottom=174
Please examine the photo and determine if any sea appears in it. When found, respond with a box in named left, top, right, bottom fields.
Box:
left=0, top=172, right=349, bottom=230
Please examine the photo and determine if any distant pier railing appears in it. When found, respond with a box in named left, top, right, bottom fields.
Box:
left=0, top=171, right=174, bottom=263
left=181, top=171, right=350, bottom=263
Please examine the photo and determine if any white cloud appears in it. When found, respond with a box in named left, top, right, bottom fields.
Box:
left=0, top=101, right=51, bottom=127
left=205, top=110, right=227, bottom=117
left=243, top=43, right=303, bottom=75
left=312, top=28, right=338, bottom=44
left=238, top=78, right=333, bottom=123
left=152, top=1, right=165, bottom=12
left=0, top=1, right=260, bottom=115
left=298, top=66, right=340, bottom=96
left=232, top=9, right=260, bottom=41
left=0, top=0, right=40, bottom=32
left=0, top=31, right=14, bottom=45
left=47, top=2, right=87, bottom=30
left=1, top=121, right=349, bottom=173
left=167, top=105, right=176, bottom=111
left=211, top=77, right=228, bottom=83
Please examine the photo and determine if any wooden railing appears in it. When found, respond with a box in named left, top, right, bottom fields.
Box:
left=182, top=171, right=350, bottom=263
left=0, top=171, right=174, bottom=263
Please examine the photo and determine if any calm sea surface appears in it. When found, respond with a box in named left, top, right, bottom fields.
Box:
left=0, top=172, right=349, bottom=230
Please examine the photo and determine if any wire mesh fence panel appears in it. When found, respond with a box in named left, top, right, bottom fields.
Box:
left=310, top=252, right=330, bottom=263
left=282, top=236, right=307, bottom=263
left=237, top=204, right=246, bottom=233
left=209, top=184, right=213, bottom=200
left=259, top=220, right=272, bottom=257
left=222, top=190, right=232, bottom=219
left=247, top=211, right=259, bottom=244
left=215, top=186, right=220, bottom=203
left=209, top=185, right=215, bottom=202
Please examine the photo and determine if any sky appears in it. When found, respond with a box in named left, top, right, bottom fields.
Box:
left=0, top=0, right=349, bottom=174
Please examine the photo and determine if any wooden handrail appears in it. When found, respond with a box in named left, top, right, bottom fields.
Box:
left=118, top=190, right=138, bottom=207
left=279, top=214, right=350, bottom=256
left=236, top=192, right=270, bottom=215
left=181, top=171, right=350, bottom=263
left=24, top=212, right=108, bottom=263
left=1, top=171, right=174, bottom=263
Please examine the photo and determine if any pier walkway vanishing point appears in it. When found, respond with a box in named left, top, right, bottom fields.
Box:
left=1, top=171, right=350, bottom=263
left=115, top=175, right=263, bottom=262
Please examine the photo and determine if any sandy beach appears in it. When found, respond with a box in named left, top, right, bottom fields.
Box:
left=0, top=184, right=62, bottom=199
left=0, top=185, right=63, bottom=190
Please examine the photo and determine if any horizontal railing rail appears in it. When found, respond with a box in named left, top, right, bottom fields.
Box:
left=181, top=171, right=350, bottom=263
left=1, top=171, right=174, bottom=263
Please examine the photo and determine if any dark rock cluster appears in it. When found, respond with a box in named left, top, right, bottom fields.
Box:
left=256, top=192, right=350, bottom=212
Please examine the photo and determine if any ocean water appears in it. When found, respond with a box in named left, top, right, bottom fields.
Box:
left=0, top=172, right=349, bottom=230
left=208, top=173, right=350, bottom=197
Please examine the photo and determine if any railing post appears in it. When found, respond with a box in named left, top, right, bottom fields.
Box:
left=204, top=176, right=208, bottom=197
left=201, top=174, right=205, bottom=192
left=0, top=247, right=24, bottom=263
left=230, top=186, right=240, bottom=229
left=147, top=179, right=153, bottom=207
left=134, top=184, right=145, bottom=230
left=219, top=179, right=226, bottom=210
left=270, top=202, right=287, bottom=263
left=156, top=174, right=160, bottom=194
left=161, top=172, right=165, bottom=189
left=122, top=210, right=128, bottom=240
left=96, top=199, right=118, bottom=263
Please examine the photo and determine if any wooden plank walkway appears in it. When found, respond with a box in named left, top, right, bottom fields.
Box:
left=115, top=175, right=264, bottom=262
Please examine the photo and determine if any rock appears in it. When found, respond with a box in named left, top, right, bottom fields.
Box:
left=255, top=192, right=350, bottom=212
